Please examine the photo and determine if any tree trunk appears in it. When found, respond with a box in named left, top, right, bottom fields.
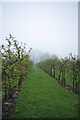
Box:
left=58, top=70, right=61, bottom=80
left=53, top=70, right=55, bottom=78
left=75, top=81, right=78, bottom=93
left=18, top=76, right=23, bottom=87
left=73, top=78, right=75, bottom=92
left=4, top=89, right=7, bottom=100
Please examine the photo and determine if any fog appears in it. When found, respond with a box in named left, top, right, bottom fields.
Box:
left=2, top=2, right=78, bottom=58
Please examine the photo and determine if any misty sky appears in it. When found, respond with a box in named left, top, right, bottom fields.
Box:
left=2, top=2, right=78, bottom=58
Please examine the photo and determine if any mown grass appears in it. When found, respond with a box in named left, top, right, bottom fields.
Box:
left=11, top=66, right=78, bottom=118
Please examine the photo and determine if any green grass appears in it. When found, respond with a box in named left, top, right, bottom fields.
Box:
left=11, top=66, right=78, bottom=118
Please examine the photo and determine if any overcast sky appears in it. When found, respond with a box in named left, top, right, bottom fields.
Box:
left=2, top=2, right=78, bottom=58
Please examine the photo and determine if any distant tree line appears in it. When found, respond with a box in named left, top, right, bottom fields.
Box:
left=30, top=49, right=58, bottom=63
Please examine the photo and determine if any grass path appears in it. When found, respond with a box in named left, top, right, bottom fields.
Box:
left=11, top=66, right=78, bottom=118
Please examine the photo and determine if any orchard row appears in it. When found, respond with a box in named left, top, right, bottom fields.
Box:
left=36, top=55, right=80, bottom=94
left=0, top=35, right=33, bottom=100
